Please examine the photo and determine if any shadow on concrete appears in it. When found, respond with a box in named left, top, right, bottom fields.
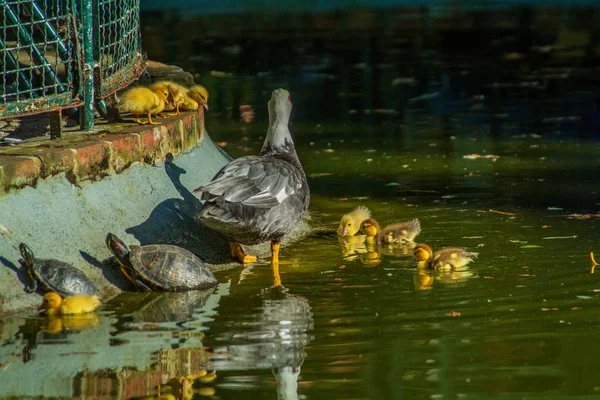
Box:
left=0, top=256, right=34, bottom=294
left=125, top=152, right=232, bottom=265
left=79, top=250, right=137, bottom=291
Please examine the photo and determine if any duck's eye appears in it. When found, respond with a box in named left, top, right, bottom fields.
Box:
left=347, top=223, right=351, bottom=227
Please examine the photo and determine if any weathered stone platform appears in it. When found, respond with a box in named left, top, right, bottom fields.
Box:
left=0, top=108, right=310, bottom=314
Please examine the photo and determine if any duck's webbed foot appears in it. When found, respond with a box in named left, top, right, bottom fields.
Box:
left=271, top=242, right=281, bottom=287
left=229, top=242, right=257, bottom=264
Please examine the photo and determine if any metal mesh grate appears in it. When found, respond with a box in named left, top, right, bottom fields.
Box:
left=0, top=0, right=145, bottom=127
left=0, top=0, right=80, bottom=118
left=96, top=0, right=145, bottom=96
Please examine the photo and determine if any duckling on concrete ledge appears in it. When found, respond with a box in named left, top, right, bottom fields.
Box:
left=118, top=85, right=170, bottom=125
left=187, top=85, right=209, bottom=110
left=360, top=218, right=421, bottom=244
left=412, top=243, right=478, bottom=271
left=151, top=81, right=199, bottom=116
left=38, top=292, right=101, bottom=315
left=337, top=206, right=371, bottom=237
left=193, top=89, right=309, bottom=287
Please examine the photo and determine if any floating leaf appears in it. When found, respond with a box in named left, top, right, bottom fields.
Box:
left=542, top=235, right=577, bottom=240
left=521, top=245, right=543, bottom=249
left=490, top=209, right=516, bottom=216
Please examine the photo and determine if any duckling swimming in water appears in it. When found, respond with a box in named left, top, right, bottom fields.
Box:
left=194, top=89, right=309, bottom=287
left=38, top=292, right=101, bottom=315
left=359, top=218, right=421, bottom=244
left=413, top=243, right=478, bottom=270
left=337, top=206, right=371, bottom=237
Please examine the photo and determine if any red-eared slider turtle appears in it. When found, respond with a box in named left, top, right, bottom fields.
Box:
left=105, top=233, right=218, bottom=291
left=19, top=243, right=97, bottom=297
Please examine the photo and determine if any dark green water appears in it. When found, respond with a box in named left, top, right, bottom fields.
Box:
left=1, top=105, right=599, bottom=399
left=3, top=9, right=600, bottom=396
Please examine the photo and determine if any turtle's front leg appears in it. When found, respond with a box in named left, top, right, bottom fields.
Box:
left=24, top=277, right=38, bottom=293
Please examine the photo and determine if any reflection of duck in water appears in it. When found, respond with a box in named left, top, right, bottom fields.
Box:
left=412, top=268, right=475, bottom=290
left=338, top=234, right=367, bottom=261
left=43, top=314, right=100, bottom=333
left=210, top=286, right=313, bottom=400
left=360, top=245, right=382, bottom=267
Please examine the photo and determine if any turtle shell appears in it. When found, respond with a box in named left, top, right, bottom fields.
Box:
left=30, top=259, right=97, bottom=297
left=129, top=244, right=217, bottom=291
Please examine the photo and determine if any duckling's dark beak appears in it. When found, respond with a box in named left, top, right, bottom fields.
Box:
left=410, top=257, right=418, bottom=266
left=37, top=303, right=46, bottom=311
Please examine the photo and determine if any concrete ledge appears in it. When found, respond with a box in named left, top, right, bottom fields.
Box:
left=0, top=109, right=205, bottom=192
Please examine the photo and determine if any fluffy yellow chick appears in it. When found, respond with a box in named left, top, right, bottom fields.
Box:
left=38, top=292, right=101, bottom=315
left=187, top=85, right=209, bottom=110
left=151, top=81, right=197, bottom=116
left=118, top=85, right=170, bottom=125
left=337, top=205, right=371, bottom=237
left=413, top=244, right=478, bottom=270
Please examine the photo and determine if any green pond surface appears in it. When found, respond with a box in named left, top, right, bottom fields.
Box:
left=2, top=88, right=600, bottom=399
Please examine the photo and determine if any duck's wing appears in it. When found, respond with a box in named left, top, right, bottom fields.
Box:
left=193, top=157, right=302, bottom=209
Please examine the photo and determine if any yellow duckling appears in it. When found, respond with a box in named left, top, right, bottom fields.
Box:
left=118, top=85, right=170, bottom=125
left=187, top=85, right=209, bottom=110
left=38, top=292, right=101, bottom=315
left=337, top=205, right=371, bottom=237
left=413, top=243, right=478, bottom=271
left=359, top=218, right=421, bottom=244
left=151, top=81, right=198, bottom=115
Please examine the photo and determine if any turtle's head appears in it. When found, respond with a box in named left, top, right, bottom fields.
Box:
left=19, top=243, right=35, bottom=267
left=105, top=233, right=132, bottom=268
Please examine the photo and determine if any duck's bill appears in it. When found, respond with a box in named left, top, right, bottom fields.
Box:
left=203, top=102, right=209, bottom=111
left=341, top=227, right=348, bottom=236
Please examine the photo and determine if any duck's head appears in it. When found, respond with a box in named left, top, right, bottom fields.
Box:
left=151, top=83, right=170, bottom=105
left=38, top=292, right=62, bottom=312
left=166, top=83, right=185, bottom=107
left=338, top=214, right=359, bottom=237
left=413, top=244, right=433, bottom=263
left=359, top=218, right=380, bottom=238
left=193, top=86, right=209, bottom=110
left=105, top=233, right=133, bottom=268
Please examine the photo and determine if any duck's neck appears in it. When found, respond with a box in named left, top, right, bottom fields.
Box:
left=260, top=123, right=298, bottom=160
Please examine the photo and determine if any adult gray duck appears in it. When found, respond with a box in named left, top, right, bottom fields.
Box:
left=193, top=88, right=310, bottom=286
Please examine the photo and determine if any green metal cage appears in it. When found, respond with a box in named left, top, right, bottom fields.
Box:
left=0, top=0, right=145, bottom=135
